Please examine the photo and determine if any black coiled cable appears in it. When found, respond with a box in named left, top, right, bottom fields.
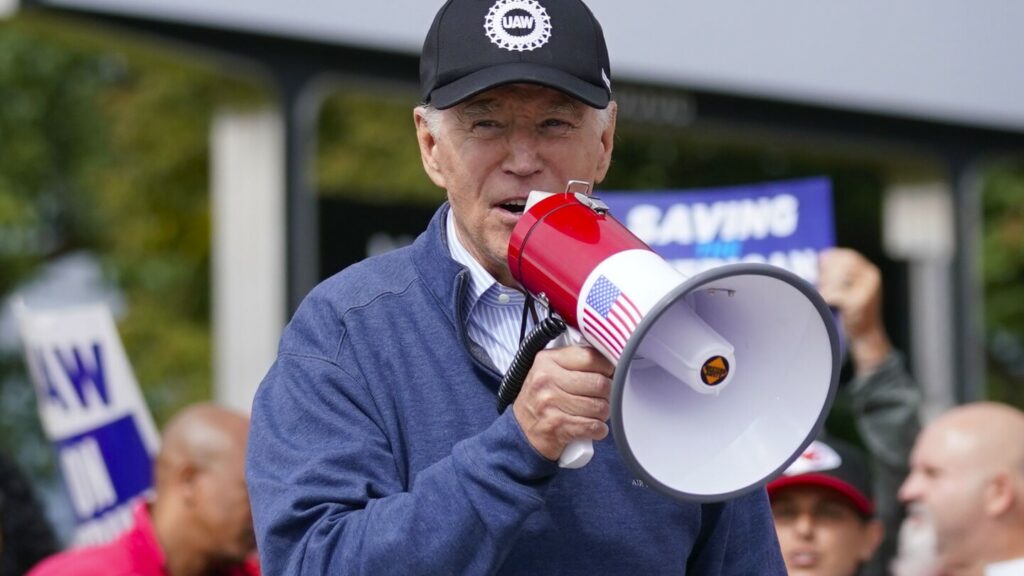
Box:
left=496, top=316, right=567, bottom=414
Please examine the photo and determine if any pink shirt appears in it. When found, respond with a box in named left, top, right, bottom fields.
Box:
left=27, top=503, right=259, bottom=576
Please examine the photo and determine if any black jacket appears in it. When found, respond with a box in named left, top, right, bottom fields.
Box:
left=0, top=453, right=58, bottom=576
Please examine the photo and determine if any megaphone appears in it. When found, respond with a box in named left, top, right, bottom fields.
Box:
left=505, top=181, right=840, bottom=502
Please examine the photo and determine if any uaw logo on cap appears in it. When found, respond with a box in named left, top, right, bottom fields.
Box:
left=484, top=0, right=552, bottom=52
left=784, top=440, right=842, bottom=476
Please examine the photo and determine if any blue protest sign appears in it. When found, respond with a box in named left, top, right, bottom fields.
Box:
left=17, top=304, right=160, bottom=546
left=598, top=177, right=835, bottom=283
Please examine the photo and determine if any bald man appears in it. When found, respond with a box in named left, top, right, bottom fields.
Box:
left=898, top=402, right=1024, bottom=576
left=29, top=403, right=259, bottom=576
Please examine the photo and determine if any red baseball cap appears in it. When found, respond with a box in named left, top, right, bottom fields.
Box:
left=767, top=437, right=875, bottom=517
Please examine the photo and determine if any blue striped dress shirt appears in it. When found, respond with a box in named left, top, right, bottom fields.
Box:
left=446, top=211, right=536, bottom=373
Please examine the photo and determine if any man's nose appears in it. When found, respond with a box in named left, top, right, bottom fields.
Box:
left=793, top=512, right=816, bottom=538
left=898, top=472, right=921, bottom=503
left=502, top=127, right=543, bottom=176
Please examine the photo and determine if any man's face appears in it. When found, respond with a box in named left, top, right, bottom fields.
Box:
left=899, top=424, right=986, bottom=569
left=194, top=447, right=257, bottom=563
left=415, top=83, right=616, bottom=286
left=771, top=486, right=883, bottom=576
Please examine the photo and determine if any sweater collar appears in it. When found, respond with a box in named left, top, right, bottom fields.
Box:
left=411, top=203, right=470, bottom=323
left=411, top=203, right=503, bottom=377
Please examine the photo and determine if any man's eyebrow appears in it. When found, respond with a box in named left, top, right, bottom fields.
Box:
left=458, top=99, right=500, bottom=118
left=547, top=100, right=583, bottom=118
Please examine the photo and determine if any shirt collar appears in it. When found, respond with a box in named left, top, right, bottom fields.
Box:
left=986, top=557, right=1024, bottom=576
left=446, top=211, right=526, bottom=308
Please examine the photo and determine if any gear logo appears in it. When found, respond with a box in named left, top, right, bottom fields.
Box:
left=484, top=0, right=552, bottom=52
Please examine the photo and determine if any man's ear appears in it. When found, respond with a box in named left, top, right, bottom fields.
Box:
left=859, top=519, right=885, bottom=561
left=984, top=471, right=1015, bottom=517
left=593, top=101, right=617, bottom=184
left=178, top=462, right=200, bottom=507
left=414, top=107, right=446, bottom=189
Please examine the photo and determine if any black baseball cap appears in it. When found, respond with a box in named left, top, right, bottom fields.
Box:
left=767, top=437, right=875, bottom=517
left=420, top=0, right=612, bottom=110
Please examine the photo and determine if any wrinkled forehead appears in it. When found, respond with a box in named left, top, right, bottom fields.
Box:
left=454, top=84, right=588, bottom=116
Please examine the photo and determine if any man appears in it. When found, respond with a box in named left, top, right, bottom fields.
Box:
left=768, top=437, right=885, bottom=576
left=898, top=402, right=1024, bottom=576
left=818, top=247, right=922, bottom=575
left=246, top=0, right=786, bottom=573
left=29, top=403, right=258, bottom=576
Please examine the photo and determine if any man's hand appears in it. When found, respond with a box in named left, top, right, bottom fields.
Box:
left=511, top=346, right=614, bottom=461
left=818, top=248, right=893, bottom=375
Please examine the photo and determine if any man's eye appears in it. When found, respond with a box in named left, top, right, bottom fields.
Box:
left=541, top=118, right=571, bottom=129
left=770, top=505, right=797, bottom=521
left=472, top=120, right=502, bottom=130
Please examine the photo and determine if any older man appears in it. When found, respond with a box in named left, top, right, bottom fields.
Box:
left=246, top=0, right=785, bottom=573
left=29, top=404, right=258, bottom=576
left=899, top=402, right=1024, bottom=576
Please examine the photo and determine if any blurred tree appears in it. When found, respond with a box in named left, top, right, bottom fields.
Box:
left=982, top=160, right=1024, bottom=408
left=0, top=14, right=263, bottom=488
left=318, top=89, right=437, bottom=205
left=0, top=17, right=116, bottom=480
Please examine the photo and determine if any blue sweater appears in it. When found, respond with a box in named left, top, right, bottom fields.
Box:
left=246, top=204, right=786, bottom=575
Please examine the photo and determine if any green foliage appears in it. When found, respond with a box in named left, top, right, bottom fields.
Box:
left=0, top=19, right=106, bottom=294
left=982, top=160, right=1024, bottom=407
left=0, top=14, right=264, bottom=480
left=318, top=89, right=440, bottom=204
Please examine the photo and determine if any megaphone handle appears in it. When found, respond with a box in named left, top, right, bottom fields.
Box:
left=558, top=439, right=594, bottom=468
left=555, top=326, right=597, bottom=469
left=495, top=318, right=595, bottom=469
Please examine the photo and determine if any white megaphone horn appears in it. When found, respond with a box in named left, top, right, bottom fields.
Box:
left=504, top=181, right=840, bottom=502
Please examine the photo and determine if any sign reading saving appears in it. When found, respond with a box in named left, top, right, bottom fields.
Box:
left=598, top=177, right=835, bottom=284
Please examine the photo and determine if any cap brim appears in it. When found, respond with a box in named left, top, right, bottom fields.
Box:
left=428, top=62, right=610, bottom=110
left=767, top=473, right=875, bottom=517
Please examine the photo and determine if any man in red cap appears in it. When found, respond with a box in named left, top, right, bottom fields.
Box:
left=769, top=437, right=885, bottom=576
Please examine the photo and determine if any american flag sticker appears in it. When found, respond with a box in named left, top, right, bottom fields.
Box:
left=580, top=275, right=643, bottom=361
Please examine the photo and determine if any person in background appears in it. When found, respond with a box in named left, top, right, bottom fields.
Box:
left=769, top=436, right=885, bottom=576
left=818, top=247, right=922, bottom=575
left=28, top=403, right=258, bottom=576
left=245, top=0, right=787, bottom=573
left=899, top=402, right=1024, bottom=576
left=0, top=451, right=58, bottom=576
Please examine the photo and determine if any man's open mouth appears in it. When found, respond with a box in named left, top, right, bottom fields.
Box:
left=499, top=199, right=527, bottom=214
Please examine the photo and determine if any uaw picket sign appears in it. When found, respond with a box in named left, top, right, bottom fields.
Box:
left=18, top=303, right=160, bottom=546
left=599, top=177, right=835, bottom=284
